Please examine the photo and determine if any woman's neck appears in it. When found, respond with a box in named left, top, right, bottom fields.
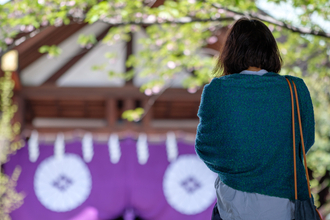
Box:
left=247, top=66, right=262, bottom=71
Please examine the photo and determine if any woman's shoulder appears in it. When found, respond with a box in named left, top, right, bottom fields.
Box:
left=284, top=74, right=304, bottom=82
left=283, top=75, right=309, bottom=91
left=206, top=74, right=241, bottom=87
left=202, top=77, right=222, bottom=92
left=281, top=75, right=313, bottom=106
left=206, top=74, right=309, bottom=92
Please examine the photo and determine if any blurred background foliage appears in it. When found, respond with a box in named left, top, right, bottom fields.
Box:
left=0, top=72, right=24, bottom=220
left=0, top=0, right=329, bottom=218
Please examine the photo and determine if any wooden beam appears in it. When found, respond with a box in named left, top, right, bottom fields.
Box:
left=21, top=85, right=203, bottom=101
left=17, top=23, right=87, bottom=71
left=15, top=26, right=56, bottom=55
left=106, top=99, right=117, bottom=127
left=23, top=123, right=197, bottom=135
left=42, top=25, right=112, bottom=85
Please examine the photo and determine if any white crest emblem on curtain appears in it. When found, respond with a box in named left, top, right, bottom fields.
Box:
left=163, top=155, right=217, bottom=215
left=34, top=154, right=92, bottom=212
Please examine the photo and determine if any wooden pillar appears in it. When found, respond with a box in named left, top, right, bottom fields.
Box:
left=123, top=99, right=134, bottom=127
left=106, top=98, right=117, bottom=127
left=142, top=99, right=152, bottom=128
left=12, top=93, right=25, bottom=132
left=123, top=99, right=134, bottom=111
left=12, top=70, right=24, bottom=133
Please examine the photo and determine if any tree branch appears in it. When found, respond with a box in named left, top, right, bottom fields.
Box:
left=211, top=4, right=330, bottom=38
left=2, top=2, right=329, bottom=58
left=97, top=4, right=330, bottom=39
left=0, top=27, right=47, bottom=57
left=138, top=82, right=172, bottom=122
left=99, top=16, right=234, bottom=25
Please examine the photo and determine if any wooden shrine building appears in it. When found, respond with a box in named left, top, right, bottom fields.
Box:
left=9, top=21, right=213, bottom=136
left=1, top=5, right=230, bottom=219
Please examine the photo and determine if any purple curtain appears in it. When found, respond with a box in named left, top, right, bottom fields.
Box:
left=4, top=135, right=217, bottom=220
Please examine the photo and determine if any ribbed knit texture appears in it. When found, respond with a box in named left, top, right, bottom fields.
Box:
left=195, top=72, right=315, bottom=201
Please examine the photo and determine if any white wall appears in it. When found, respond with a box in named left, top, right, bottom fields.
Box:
left=21, top=22, right=125, bottom=87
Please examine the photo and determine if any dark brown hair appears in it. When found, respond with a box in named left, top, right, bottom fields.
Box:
left=214, top=17, right=282, bottom=76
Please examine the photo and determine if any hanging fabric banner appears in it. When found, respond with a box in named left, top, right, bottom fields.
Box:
left=82, top=133, right=94, bottom=163
left=28, top=130, right=39, bottom=162
left=108, top=133, right=121, bottom=164
left=4, top=133, right=216, bottom=220
left=166, top=132, right=178, bottom=162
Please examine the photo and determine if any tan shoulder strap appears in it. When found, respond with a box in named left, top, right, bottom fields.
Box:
left=286, top=77, right=322, bottom=219
left=285, top=78, right=312, bottom=199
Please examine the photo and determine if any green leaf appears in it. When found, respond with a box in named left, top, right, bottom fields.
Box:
left=122, top=108, right=145, bottom=121
left=38, top=45, right=49, bottom=53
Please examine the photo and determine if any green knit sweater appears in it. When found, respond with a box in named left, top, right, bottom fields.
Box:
left=195, top=72, right=315, bottom=201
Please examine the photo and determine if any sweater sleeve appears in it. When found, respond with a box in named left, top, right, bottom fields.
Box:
left=291, top=77, right=315, bottom=153
left=195, top=79, right=222, bottom=173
